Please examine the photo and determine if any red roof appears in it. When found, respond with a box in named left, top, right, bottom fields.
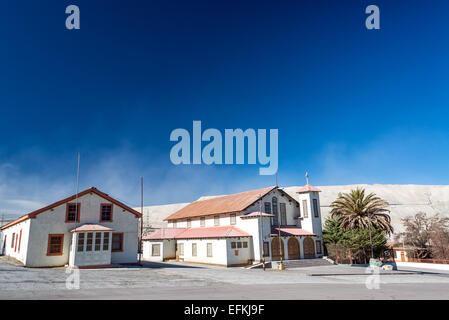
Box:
left=143, top=226, right=251, bottom=240
left=70, top=224, right=114, bottom=233
left=164, top=186, right=276, bottom=221
left=143, top=228, right=187, bottom=240
left=271, top=227, right=315, bottom=236
left=240, top=211, right=275, bottom=219
left=296, top=184, right=321, bottom=193
left=1, top=187, right=142, bottom=231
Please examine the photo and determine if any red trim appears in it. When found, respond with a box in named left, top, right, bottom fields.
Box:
left=65, top=203, right=81, bottom=223
left=111, top=232, right=124, bottom=252
left=11, top=233, right=15, bottom=248
left=18, top=230, right=22, bottom=253
left=14, top=234, right=18, bottom=252
left=46, top=234, right=64, bottom=256
left=1, top=187, right=142, bottom=231
left=100, top=203, right=113, bottom=222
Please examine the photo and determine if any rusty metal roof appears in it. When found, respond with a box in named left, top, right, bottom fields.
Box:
left=164, top=186, right=276, bottom=221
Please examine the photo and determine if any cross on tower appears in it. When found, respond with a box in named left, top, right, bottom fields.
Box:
left=305, top=172, right=309, bottom=185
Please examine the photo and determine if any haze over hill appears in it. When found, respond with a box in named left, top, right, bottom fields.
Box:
left=140, top=184, right=449, bottom=234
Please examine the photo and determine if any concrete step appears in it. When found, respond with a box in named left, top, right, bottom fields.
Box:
left=280, top=258, right=333, bottom=269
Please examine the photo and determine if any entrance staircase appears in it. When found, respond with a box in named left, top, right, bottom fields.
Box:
left=280, top=258, right=334, bottom=269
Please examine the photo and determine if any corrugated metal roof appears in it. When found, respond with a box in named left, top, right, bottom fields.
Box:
left=164, top=186, right=276, bottom=221
left=143, top=226, right=251, bottom=240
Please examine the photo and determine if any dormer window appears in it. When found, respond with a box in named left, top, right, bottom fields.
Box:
left=66, top=203, right=80, bottom=223
left=100, top=204, right=113, bottom=222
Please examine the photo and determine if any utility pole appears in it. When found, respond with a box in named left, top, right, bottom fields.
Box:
left=259, top=195, right=265, bottom=271
left=139, top=177, right=143, bottom=265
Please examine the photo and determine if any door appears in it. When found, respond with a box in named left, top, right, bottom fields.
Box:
left=303, top=237, right=315, bottom=259
left=271, top=237, right=285, bottom=261
left=400, top=251, right=405, bottom=262
left=287, top=237, right=300, bottom=260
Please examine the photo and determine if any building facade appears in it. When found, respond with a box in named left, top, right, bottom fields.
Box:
left=142, top=184, right=324, bottom=266
left=0, top=187, right=141, bottom=268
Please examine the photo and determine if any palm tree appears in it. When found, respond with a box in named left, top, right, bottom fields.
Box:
left=330, top=187, right=393, bottom=258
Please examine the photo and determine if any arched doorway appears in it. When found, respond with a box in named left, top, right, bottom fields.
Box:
left=271, top=237, right=285, bottom=261
left=303, top=237, right=315, bottom=259
left=287, top=237, right=300, bottom=260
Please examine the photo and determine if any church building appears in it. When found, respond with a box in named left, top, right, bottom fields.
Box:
left=142, top=183, right=323, bottom=266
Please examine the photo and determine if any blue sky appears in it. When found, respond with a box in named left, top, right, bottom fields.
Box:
left=1, top=0, right=449, bottom=217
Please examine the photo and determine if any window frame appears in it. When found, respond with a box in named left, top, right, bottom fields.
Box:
left=100, top=203, right=113, bottom=222
left=112, top=233, right=124, bottom=252
left=316, top=240, right=322, bottom=254
left=214, top=215, right=220, bottom=226
left=200, top=217, right=205, bottom=227
left=187, top=219, right=191, bottom=228
left=77, top=233, right=85, bottom=252
left=103, top=232, right=110, bottom=251
left=65, top=203, right=81, bottom=223
left=86, top=232, right=93, bottom=251
left=263, top=241, right=270, bottom=257
left=313, top=199, right=319, bottom=218
left=152, top=244, right=161, bottom=256
left=192, top=243, right=197, bottom=257
left=230, top=213, right=236, bottom=225
left=207, top=243, right=213, bottom=257
left=94, top=232, right=102, bottom=251
left=280, top=202, right=287, bottom=226
left=302, top=200, right=308, bottom=218
left=179, top=243, right=184, bottom=256
left=272, top=197, right=279, bottom=226
left=11, top=233, right=15, bottom=248
left=46, top=234, right=64, bottom=256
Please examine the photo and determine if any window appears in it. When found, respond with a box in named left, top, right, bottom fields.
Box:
left=243, top=242, right=248, bottom=248
left=230, top=214, right=236, bottom=225
left=316, top=240, right=322, bottom=254
left=231, top=242, right=236, bottom=249
left=187, top=219, right=191, bottom=228
left=272, top=197, right=279, bottom=226
left=173, top=220, right=177, bottom=228
left=112, top=233, right=123, bottom=252
left=264, top=202, right=271, bottom=214
left=103, top=232, right=109, bottom=250
left=14, top=234, right=18, bottom=252
left=200, top=217, right=205, bottom=227
left=152, top=244, right=161, bottom=256
left=207, top=243, right=212, bottom=257
left=192, top=243, right=197, bottom=257
left=95, top=233, right=101, bottom=251
left=77, top=233, right=85, bottom=252
left=100, top=204, right=113, bottom=222
left=47, top=234, right=64, bottom=256
left=280, top=203, right=287, bottom=225
left=263, top=242, right=270, bottom=257
left=237, top=242, right=242, bottom=248
left=11, top=233, right=15, bottom=248
left=86, top=233, right=93, bottom=251
left=66, top=203, right=80, bottom=222
left=302, top=200, right=308, bottom=218
left=214, top=215, right=220, bottom=226
left=179, top=243, right=184, bottom=256
left=313, top=199, right=319, bottom=218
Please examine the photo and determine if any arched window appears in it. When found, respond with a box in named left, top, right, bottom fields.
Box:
left=272, top=197, right=279, bottom=226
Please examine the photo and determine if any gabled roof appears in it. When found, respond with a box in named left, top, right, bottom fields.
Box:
left=70, top=224, right=114, bottom=233
left=164, top=186, right=277, bottom=221
left=240, top=211, right=275, bottom=219
left=143, top=226, right=251, bottom=240
left=271, top=227, right=315, bottom=237
left=1, top=187, right=142, bottom=231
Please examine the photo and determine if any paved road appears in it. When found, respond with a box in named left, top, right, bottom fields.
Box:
left=1, top=257, right=449, bottom=299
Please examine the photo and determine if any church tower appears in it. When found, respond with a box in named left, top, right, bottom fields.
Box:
left=296, top=173, right=323, bottom=237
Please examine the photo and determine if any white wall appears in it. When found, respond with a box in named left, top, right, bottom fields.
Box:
left=142, top=239, right=176, bottom=262
left=0, top=219, right=31, bottom=264
left=8, top=192, right=139, bottom=267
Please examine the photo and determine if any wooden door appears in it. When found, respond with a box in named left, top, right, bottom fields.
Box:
left=287, top=237, right=300, bottom=260
left=271, top=237, right=285, bottom=261
left=303, top=237, right=315, bottom=259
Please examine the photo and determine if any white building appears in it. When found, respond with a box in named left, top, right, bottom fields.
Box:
left=142, top=184, right=324, bottom=267
left=0, top=187, right=141, bottom=268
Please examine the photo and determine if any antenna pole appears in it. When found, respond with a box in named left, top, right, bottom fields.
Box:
left=259, top=194, right=265, bottom=271
left=139, top=177, right=143, bottom=265
left=74, top=152, right=80, bottom=232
